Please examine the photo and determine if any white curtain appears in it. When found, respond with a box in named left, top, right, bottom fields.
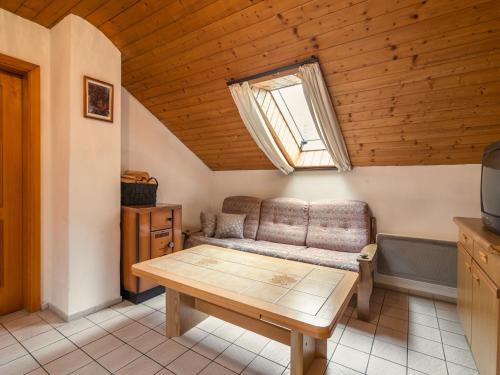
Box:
left=229, top=82, right=294, bottom=174
left=298, top=62, right=352, bottom=171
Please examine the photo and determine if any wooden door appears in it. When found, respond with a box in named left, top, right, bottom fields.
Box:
left=471, top=263, right=499, bottom=375
left=457, top=244, right=473, bottom=341
left=0, top=70, right=23, bottom=315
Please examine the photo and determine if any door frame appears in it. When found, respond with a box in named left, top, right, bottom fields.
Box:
left=0, top=53, right=41, bottom=312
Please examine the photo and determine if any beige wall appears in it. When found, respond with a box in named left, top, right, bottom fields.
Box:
left=121, top=89, right=212, bottom=227
left=211, top=165, right=481, bottom=241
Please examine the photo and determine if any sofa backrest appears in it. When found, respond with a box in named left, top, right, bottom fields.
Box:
left=256, top=198, right=309, bottom=246
left=306, top=200, right=371, bottom=253
left=222, top=196, right=262, bottom=240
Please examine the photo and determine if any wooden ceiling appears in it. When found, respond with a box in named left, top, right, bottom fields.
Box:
left=2, top=0, right=500, bottom=170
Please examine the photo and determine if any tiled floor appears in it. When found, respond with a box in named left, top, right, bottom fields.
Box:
left=0, top=288, right=478, bottom=375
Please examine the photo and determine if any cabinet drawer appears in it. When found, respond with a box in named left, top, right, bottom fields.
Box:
left=474, top=241, right=500, bottom=287
left=151, top=209, right=173, bottom=231
left=459, top=230, right=474, bottom=255
left=151, top=229, right=173, bottom=258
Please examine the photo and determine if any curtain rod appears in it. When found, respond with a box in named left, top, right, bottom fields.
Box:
left=226, top=56, right=319, bottom=86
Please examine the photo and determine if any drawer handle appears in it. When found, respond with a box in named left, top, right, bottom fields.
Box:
left=166, top=217, right=172, bottom=222
left=478, top=250, right=488, bottom=264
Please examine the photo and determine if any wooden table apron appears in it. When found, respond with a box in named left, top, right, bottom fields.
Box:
left=132, top=245, right=358, bottom=375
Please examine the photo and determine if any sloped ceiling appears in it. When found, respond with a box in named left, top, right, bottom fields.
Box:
left=2, top=0, right=500, bottom=170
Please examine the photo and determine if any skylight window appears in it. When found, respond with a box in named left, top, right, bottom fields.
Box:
left=251, top=74, right=333, bottom=168
left=271, top=84, right=325, bottom=152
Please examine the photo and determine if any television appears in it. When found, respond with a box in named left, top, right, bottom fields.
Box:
left=481, top=141, right=500, bottom=234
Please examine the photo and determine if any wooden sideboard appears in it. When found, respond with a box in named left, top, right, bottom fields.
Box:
left=454, top=217, right=500, bottom=375
left=121, top=203, right=182, bottom=303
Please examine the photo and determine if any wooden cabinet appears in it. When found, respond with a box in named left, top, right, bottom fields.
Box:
left=454, top=217, right=500, bottom=375
left=121, top=204, right=182, bottom=303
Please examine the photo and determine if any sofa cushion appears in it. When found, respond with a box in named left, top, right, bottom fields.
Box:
left=222, top=196, right=262, bottom=240
left=306, top=200, right=371, bottom=253
left=185, top=233, right=305, bottom=259
left=256, top=198, right=309, bottom=246
left=288, top=247, right=360, bottom=272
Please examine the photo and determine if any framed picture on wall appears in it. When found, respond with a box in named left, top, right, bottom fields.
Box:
left=83, top=76, right=114, bottom=122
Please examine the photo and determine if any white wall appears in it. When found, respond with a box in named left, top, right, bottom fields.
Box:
left=0, top=9, right=52, bottom=305
left=51, top=15, right=122, bottom=317
left=211, top=165, right=481, bottom=241
left=121, top=89, right=212, bottom=227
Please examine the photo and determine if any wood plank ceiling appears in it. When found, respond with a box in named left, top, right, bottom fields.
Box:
left=2, top=0, right=500, bottom=170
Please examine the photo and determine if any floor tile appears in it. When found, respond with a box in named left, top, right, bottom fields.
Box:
left=196, top=317, right=225, bottom=333
left=199, top=362, right=237, bottom=375
left=0, top=310, right=30, bottom=325
left=56, top=318, right=94, bottom=337
left=97, top=315, right=134, bottom=333
left=172, top=327, right=208, bottom=348
left=366, top=355, right=406, bottom=375
left=4, top=314, right=41, bottom=332
left=167, top=350, right=211, bottom=375
left=409, top=322, right=441, bottom=342
left=147, top=339, right=188, bottom=366
left=0, top=333, right=17, bottom=350
left=138, top=311, right=165, bottom=329
left=43, top=349, right=92, bottom=375
left=212, top=323, right=246, bottom=342
left=26, top=367, right=48, bottom=375
left=443, top=344, right=477, bottom=369
left=331, top=344, right=369, bottom=374
left=441, top=330, right=469, bottom=350
left=115, top=355, right=162, bottom=375
left=339, top=329, right=373, bottom=353
left=234, top=331, right=270, bottom=354
left=81, top=335, right=123, bottom=359
left=375, top=326, right=407, bottom=348
left=215, top=344, right=256, bottom=373
left=11, top=320, right=52, bottom=341
left=71, top=361, right=109, bottom=374
left=446, top=361, right=479, bottom=375
left=0, top=342, right=29, bottom=366
left=259, top=340, right=290, bottom=367
left=193, top=334, right=231, bottom=360
left=371, top=339, right=407, bottom=365
left=346, top=318, right=377, bottom=337
left=242, top=355, right=285, bottom=375
left=438, top=318, right=464, bottom=335
left=113, top=322, right=150, bottom=341
left=86, top=309, right=120, bottom=324
left=142, top=294, right=165, bottom=310
left=0, top=354, right=39, bottom=375
left=378, top=315, right=408, bottom=333
left=408, top=334, right=444, bottom=359
left=68, top=325, right=108, bottom=347
left=128, top=330, right=166, bottom=354
left=325, top=362, right=363, bottom=374
left=408, top=350, right=447, bottom=375
left=32, top=338, right=76, bottom=365
left=409, top=311, right=439, bottom=328
left=37, top=310, right=65, bottom=327
left=109, top=300, right=136, bottom=314
left=381, top=305, right=409, bottom=321
left=97, top=344, right=141, bottom=373
left=22, top=329, right=65, bottom=352
left=123, top=305, right=155, bottom=321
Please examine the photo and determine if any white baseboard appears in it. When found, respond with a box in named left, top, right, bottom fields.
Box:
left=375, top=272, right=457, bottom=302
left=48, top=296, right=123, bottom=322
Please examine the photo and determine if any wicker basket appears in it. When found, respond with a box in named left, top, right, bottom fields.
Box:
left=121, top=176, right=158, bottom=206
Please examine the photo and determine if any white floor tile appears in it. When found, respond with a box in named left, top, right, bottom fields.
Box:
left=408, top=334, right=445, bottom=359
left=196, top=316, right=225, bottom=333
left=0, top=333, right=17, bottom=350
left=97, top=315, right=134, bottom=333
left=81, top=335, right=123, bottom=359
left=172, top=327, right=208, bottom=348
left=443, top=344, right=477, bottom=369
left=366, top=355, right=406, bottom=375
left=0, top=354, right=39, bottom=375
left=86, top=309, right=120, bottom=325
left=113, top=322, right=149, bottom=341
left=446, top=361, right=479, bottom=375
left=192, top=334, right=231, bottom=360
left=32, top=338, right=76, bottom=365
left=43, top=349, right=92, bottom=375
left=409, top=322, right=442, bottom=342
left=138, top=311, right=165, bottom=328
left=71, top=361, right=109, bottom=374
left=199, top=362, right=237, bottom=375
left=22, top=329, right=65, bottom=352
left=115, top=355, right=162, bottom=375
left=97, top=345, right=141, bottom=373
left=128, top=330, right=166, bottom=354
left=408, top=350, right=447, bottom=375
left=234, top=331, right=270, bottom=354
left=167, top=350, right=211, bottom=375
left=339, top=329, right=374, bottom=353
left=375, top=326, right=407, bottom=348
left=56, top=318, right=94, bottom=337
left=68, top=325, right=108, bottom=347
left=147, top=339, right=188, bottom=366
left=331, top=344, right=369, bottom=374
left=441, top=331, right=469, bottom=350
left=371, top=339, right=407, bottom=366
left=242, top=355, right=285, bottom=375
left=123, top=305, right=155, bottom=321
left=0, top=342, right=29, bottom=367
left=325, top=362, right=363, bottom=374
left=215, top=344, right=256, bottom=373
left=259, top=340, right=290, bottom=367
left=212, top=323, right=246, bottom=342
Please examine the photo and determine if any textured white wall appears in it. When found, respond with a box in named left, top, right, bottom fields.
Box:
left=121, top=89, right=213, bottom=228
left=211, top=166, right=481, bottom=241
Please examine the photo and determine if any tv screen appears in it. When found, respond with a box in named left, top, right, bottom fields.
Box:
left=481, top=142, right=500, bottom=234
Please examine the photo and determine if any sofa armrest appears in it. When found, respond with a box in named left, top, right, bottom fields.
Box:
left=357, top=243, right=377, bottom=263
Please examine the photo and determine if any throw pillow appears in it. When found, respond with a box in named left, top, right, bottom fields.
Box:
left=215, top=213, right=246, bottom=239
left=200, top=211, right=217, bottom=237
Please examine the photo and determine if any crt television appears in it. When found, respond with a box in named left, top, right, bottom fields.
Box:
left=481, top=141, right=500, bottom=234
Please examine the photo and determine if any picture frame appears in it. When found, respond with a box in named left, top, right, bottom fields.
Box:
left=83, top=75, right=114, bottom=122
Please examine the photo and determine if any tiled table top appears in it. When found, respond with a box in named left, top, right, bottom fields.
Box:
left=0, top=288, right=478, bottom=375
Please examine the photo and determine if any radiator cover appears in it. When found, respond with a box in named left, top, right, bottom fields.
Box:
left=377, top=234, right=457, bottom=287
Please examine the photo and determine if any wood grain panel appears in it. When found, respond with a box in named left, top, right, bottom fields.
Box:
left=3, top=0, right=500, bottom=169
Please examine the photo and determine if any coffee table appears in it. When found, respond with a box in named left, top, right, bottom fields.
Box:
left=132, top=245, right=358, bottom=375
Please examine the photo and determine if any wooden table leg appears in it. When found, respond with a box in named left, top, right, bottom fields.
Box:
left=290, top=331, right=327, bottom=375
left=166, top=289, right=208, bottom=337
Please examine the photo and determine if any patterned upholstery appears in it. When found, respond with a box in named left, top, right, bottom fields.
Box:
left=185, top=234, right=359, bottom=272
left=200, top=211, right=217, bottom=237
left=306, top=200, right=371, bottom=253
left=215, top=213, right=246, bottom=239
left=256, top=198, right=309, bottom=246
left=222, top=196, right=262, bottom=240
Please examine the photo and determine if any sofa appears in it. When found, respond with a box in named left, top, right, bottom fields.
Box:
left=185, top=196, right=378, bottom=321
